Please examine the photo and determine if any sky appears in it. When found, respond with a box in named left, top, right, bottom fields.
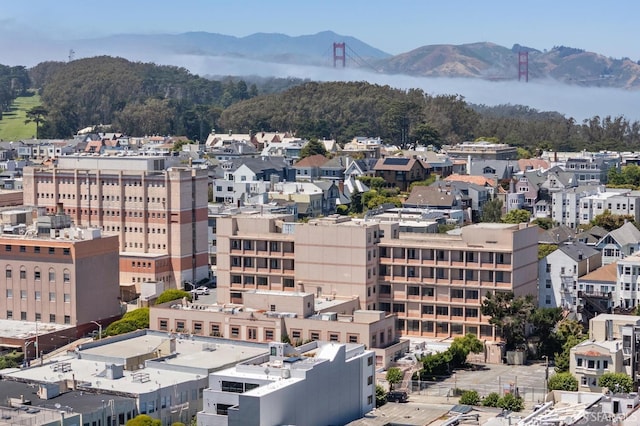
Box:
left=2, top=0, right=639, bottom=59
left=2, top=0, right=640, bottom=122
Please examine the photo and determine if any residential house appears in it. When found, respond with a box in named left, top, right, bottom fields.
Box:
left=319, top=155, right=350, bottom=181
left=580, top=190, right=640, bottom=225
left=565, top=156, right=619, bottom=185
left=373, top=157, right=428, bottom=191
left=443, top=141, right=518, bottom=160
left=404, top=186, right=456, bottom=210
left=431, top=180, right=491, bottom=222
left=261, top=138, right=307, bottom=163
left=412, top=150, right=453, bottom=176
left=539, top=166, right=578, bottom=199
left=570, top=314, right=640, bottom=392
left=293, top=154, right=328, bottom=181
left=516, top=169, right=548, bottom=211
left=517, top=158, right=549, bottom=172
left=312, top=180, right=340, bottom=215
left=344, top=158, right=378, bottom=180
left=469, top=159, right=520, bottom=183
left=552, top=185, right=603, bottom=228
left=269, top=182, right=325, bottom=218
left=576, top=226, right=608, bottom=246
left=577, top=263, right=616, bottom=322
left=538, top=243, right=602, bottom=310
left=616, top=254, right=640, bottom=309
left=538, top=225, right=575, bottom=245
left=342, top=136, right=383, bottom=159
left=595, top=222, right=640, bottom=265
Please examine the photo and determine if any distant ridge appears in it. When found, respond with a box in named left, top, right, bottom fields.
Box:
left=70, top=31, right=640, bottom=90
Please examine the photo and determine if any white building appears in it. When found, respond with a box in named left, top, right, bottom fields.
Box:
left=198, top=341, right=375, bottom=426
left=552, top=185, right=603, bottom=228
left=595, top=222, right=640, bottom=265
left=579, top=189, right=640, bottom=225
left=616, top=254, right=640, bottom=309
left=539, top=244, right=602, bottom=309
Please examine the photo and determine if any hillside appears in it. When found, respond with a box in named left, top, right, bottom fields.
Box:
left=377, top=43, right=640, bottom=89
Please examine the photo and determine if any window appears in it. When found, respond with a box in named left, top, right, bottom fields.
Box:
left=34, top=270, right=41, bottom=280
left=64, top=293, right=70, bottom=303
left=291, top=330, right=301, bottom=340
left=49, top=247, right=55, bottom=254
left=49, top=292, right=56, bottom=302
left=34, top=246, right=40, bottom=253
left=63, top=248, right=70, bottom=255
left=422, top=305, right=434, bottom=315
left=35, top=291, right=41, bottom=301
left=19, top=245, right=25, bottom=252
left=6, top=311, right=12, bottom=319
left=248, top=328, right=257, bottom=340
left=63, top=271, right=70, bottom=282
left=436, top=306, right=449, bottom=316
left=20, top=290, right=27, bottom=300
left=393, top=303, right=405, bottom=313
left=49, top=270, right=55, bottom=281
left=5, top=289, right=12, bottom=298
left=21, top=312, right=27, bottom=320
left=49, top=314, right=55, bottom=322
left=310, top=331, right=320, bottom=341
left=231, top=327, right=240, bottom=338
left=452, top=307, right=463, bottom=317
left=265, top=329, right=274, bottom=341
left=5, top=269, right=11, bottom=278
left=368, top=356, right=373, bottom=366
left=577, top=358, right=583, bottom=367
left=603, top=360, right=608, bottom=369
left=368, top=375, right=373, bottom=385
left=422, top=287, right=434, bottom=297
left=20, top=269, right=26, bottom=279
left=4, top=245, right=10, bottom=252
left=159, top=319, right=168, bottom=331
left=348, top=334, right=358, bottom=343
left=329, top=333, right=339, bottom=342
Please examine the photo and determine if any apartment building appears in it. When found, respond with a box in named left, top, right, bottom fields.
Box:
left=22, top=156, right=209, bottom=291
left=579, top=190, right=640, bottom=225
left=215, top=214, right=539, bottom=342
left=378, top=222, right=539, bottom=340
left=552, top=185, right=603, bottom=228
left=616, top=254, right=640, bottom=309
left=0, top=225, right=120, bottom=328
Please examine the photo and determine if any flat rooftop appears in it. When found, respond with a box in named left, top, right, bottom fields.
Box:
left=2, top=331, right=268, bottom=395
left=0, top=319, right=72, bottom=343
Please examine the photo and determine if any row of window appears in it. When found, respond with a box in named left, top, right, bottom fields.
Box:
left=4, top=245, right=70, bottom=255
left=379, top=248, right=509, bottom=264
left=7, top=311, right=70, bottom=323
left=5, top=268, right=71, bottom=282
left=6, top=290, right=71, bottom=302
left=38, top=178, right=167, bottom=188
left=379, top=285, right=480, bottom=300
left=397, top=319, right=493, bottom=336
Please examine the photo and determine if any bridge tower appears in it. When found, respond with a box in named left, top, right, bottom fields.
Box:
left=333, top=42, right=346, bottom=68
left=518, top=51, right=529, bottom=82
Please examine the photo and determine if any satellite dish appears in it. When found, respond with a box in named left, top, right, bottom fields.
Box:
left=55, top=403, right=61, bottom=409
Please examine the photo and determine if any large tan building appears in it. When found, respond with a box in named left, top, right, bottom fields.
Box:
left=22, top=156, right=209, bottom=291
left=214, top=214, right=539, bottom=342
left=0, top=226, right=121, bottom=327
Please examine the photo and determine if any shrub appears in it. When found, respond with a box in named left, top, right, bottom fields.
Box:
left=482, top=392, right=500, bottom=407
left=548, top=372, right=578, bottom=391
left=375, top=384, right=387, bottom=408
left=598, top=372, right=633, bottom=393
left=459, top=390, right=480, bottom=405
left=156, top=289, right=191, bottom=305
left=498, top=393, right=524, bottom=412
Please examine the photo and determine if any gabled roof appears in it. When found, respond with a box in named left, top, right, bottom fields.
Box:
left=231, top=157, right=290, bottom=174
left=558, top=243, right=600, bottom=262
left=404, top=186, right=455, bottom=208
left=576, top=226, right=608, bottom=245
left=470, top=160, right=519, bottom=179
left=320, top=156, right=349, bottom=169
left=373, top=157, right=420, bottom=171
left=293, top=154, right=329, bottom=168
left=521, top=169, right=548, bottom=187
left=538, top=225, right=575, bottom=244
left=444, top=174, right=496, bottom=187
left=598, top=222, right=640, bottom=247
left=518, top=158, right=549, bottom=171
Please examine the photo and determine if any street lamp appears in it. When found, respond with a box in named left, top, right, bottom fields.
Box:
left=543, top=355, right=549, bottom=401
left=90, top=321, right=102, bottom=340
left=24, top=340, right=34, bottom=366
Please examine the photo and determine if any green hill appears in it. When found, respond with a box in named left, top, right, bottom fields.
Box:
left=0, top=94, right=40, bottom=141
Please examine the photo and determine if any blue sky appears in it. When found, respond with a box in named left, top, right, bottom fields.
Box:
left=1, top=0, right=638, bottom=59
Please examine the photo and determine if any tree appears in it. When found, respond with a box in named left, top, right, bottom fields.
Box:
left=502, top=209, right=531, bottom=224
left=481, top=291, right=535, bottom=350
left=538, top=244, right=558, bottom=260
left=459, top=390, right=480, bottom=405
left=24, top=105, right=48, bottom=139
left=532, top=217, right=554, bottom=230
left=299, top=139, right=327, bottom=159
left=598, top=372, right=633, bottom=393
left=449, top=333, right=484, bottom=368
left=591, top=210, right=635, bottom=231
left=553, top=320, right=587, bottom=373
left=386, top=367, right=403, bottom=390
left=126, top=414, right=161, bottom=426
left=375, top=384, right=387, bottom=407
left=547, top=372, right=578, bottom=391
left=497, top=393, right=524, bottom=412
left=482, top=392, right=500, bottom=407
left=104, top=308, right=150, bottom=337
left=410, top=122, right=441, bottom=147
left=156, top=289, right=192, bottom=305
left=530, top=307, right=563, bottom=357
left=482, top=198, right=503, bottom=223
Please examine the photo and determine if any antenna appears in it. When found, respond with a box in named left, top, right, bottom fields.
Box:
left=68, top=49, right=75, bottom=62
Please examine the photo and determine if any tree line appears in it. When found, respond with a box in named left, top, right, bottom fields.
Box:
left=4, top=55, right=640, bottom=153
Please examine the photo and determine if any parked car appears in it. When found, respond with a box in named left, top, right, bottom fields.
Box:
left=194, top=286, right=210, bottom=295
left=387, top=391, right=408, bottom=403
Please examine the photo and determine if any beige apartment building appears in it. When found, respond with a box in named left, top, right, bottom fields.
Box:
left=22, top=156, right=209, bottom=292
left=214, top=214, right=539, bottom=342
left=150, top=289, right=407, bottom=367
left=0, top=227, right=121, bottom=328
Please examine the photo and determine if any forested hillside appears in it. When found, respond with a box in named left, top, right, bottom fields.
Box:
left=13, top=56, right=640, bottom=153
left=0, top=65, right=30, bottom=116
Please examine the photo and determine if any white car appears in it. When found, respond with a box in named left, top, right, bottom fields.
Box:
left=194, top=286, right=210, bottom=295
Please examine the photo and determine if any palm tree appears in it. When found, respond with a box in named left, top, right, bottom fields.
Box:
left=24, top=105, right=48, bottom=139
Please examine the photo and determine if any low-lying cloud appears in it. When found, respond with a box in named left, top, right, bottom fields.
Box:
left=3, top=37, right=640, bottom=123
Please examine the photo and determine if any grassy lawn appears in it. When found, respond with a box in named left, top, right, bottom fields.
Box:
left=0, top=94, right=41, bottom=141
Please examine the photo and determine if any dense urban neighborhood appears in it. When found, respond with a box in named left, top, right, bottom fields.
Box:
left=1, top=128, right=640, bottom=425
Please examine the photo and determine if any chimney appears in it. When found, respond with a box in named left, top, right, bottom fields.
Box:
left=338, top=180, right=344, bottom=194
left=297, top=281, right=304, bottom=292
